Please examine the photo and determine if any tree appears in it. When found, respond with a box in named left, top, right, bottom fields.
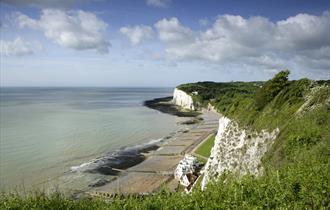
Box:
left=255, top=70, right=290, bottom=110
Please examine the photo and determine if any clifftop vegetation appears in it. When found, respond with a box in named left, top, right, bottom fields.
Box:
left=1, top=71, right=329, bottom=209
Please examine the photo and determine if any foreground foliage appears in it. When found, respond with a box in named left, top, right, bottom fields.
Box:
left=1, top=71, right=329, bottom=209
left=1, top=154, right=329, bottom=210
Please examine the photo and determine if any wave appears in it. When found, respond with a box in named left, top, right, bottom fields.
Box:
left=70, top=138, right=164, bottom=175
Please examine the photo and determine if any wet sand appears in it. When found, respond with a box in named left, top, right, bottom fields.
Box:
left=90, top=110, right=220, bottom=196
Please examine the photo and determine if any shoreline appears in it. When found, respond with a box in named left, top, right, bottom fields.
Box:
left=72, top=96, right=203, bottom=188
left=89, top=107, right=220, bottom=197
left=144, top=96, right=201, bottom=117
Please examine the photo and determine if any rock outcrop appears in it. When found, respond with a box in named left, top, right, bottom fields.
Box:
left=174, top=155, right=199, bottom=187
left=172, top=88, right=195, bottom=110
left=201, top=116, right=279, bottom=190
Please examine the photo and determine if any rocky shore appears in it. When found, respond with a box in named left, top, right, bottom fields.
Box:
left=143, top=96, right=200, bottom=117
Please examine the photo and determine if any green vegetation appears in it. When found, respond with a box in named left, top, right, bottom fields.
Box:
left=1, top=158, right=329, bottom=209
left=1, top=71, right=329, bottom=209
left=255, top=70, right=290, bottom=110
left=194, top=134, right=216, bottom=158
left=177, top=81, right=263, bottom=108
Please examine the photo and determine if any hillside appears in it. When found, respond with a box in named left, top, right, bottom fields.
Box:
left=1, top=71, right=329, bottom=209
left=178, top=71, right=329, bottom=170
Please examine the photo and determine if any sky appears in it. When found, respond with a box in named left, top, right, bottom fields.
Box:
left=0, top=0, right=329, bottom=87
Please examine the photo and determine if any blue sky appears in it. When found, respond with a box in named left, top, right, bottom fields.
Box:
left=0, top=0, right=329, bottom=87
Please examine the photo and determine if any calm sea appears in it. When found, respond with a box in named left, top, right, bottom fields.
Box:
left=0, top=87, right=184, bottom=192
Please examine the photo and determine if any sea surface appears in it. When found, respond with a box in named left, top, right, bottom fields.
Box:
left=0, top=87, right=186, bottom=192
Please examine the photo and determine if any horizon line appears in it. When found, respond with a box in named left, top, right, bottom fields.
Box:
left=0, top=86, right=176, bottom=88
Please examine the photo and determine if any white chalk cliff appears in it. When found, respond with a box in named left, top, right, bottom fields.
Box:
left=172, top=88, right=279, bottom=190
left=172, top=88, right=195, bottom=110
left=201, top=116, right=279, bottom=190
left=174, top=155, right=199, bottom=187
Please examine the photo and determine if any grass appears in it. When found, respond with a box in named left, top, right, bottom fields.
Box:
left=1, top=157, right=329, bottom=209
left=195, top=155, right=207, bottom=165
left=193, top=174, right=204, bottom=190
left=194, top=134, right=216, bottom=158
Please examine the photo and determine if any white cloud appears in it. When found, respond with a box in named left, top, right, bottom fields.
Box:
left=154, top=17, right=194, bottom=44
left=120, top=25, right=153, bottom=45
left=154, top=12, right=330, bottom=73
left=276, top=12, right=330, bottom=51
left=146, top=0, right=171, bottom=8
left=0, top=37, right=43, bottom=56
left=14, top=9, right=110, bottom=53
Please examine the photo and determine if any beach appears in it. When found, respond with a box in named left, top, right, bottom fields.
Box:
left=90, top=109, right=220, bottom=196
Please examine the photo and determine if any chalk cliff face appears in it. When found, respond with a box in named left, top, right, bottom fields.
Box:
left=201, top=116, right=279, bottom=190
left=172, top=88, right=195, bottom=110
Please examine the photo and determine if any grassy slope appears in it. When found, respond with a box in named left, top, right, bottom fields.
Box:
left=1, top=74, right=329, bottom=209
left=194, top=134, right=216, bottom=158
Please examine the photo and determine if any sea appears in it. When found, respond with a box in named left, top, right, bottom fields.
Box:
left=0, top=87, right=187, bottom=193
